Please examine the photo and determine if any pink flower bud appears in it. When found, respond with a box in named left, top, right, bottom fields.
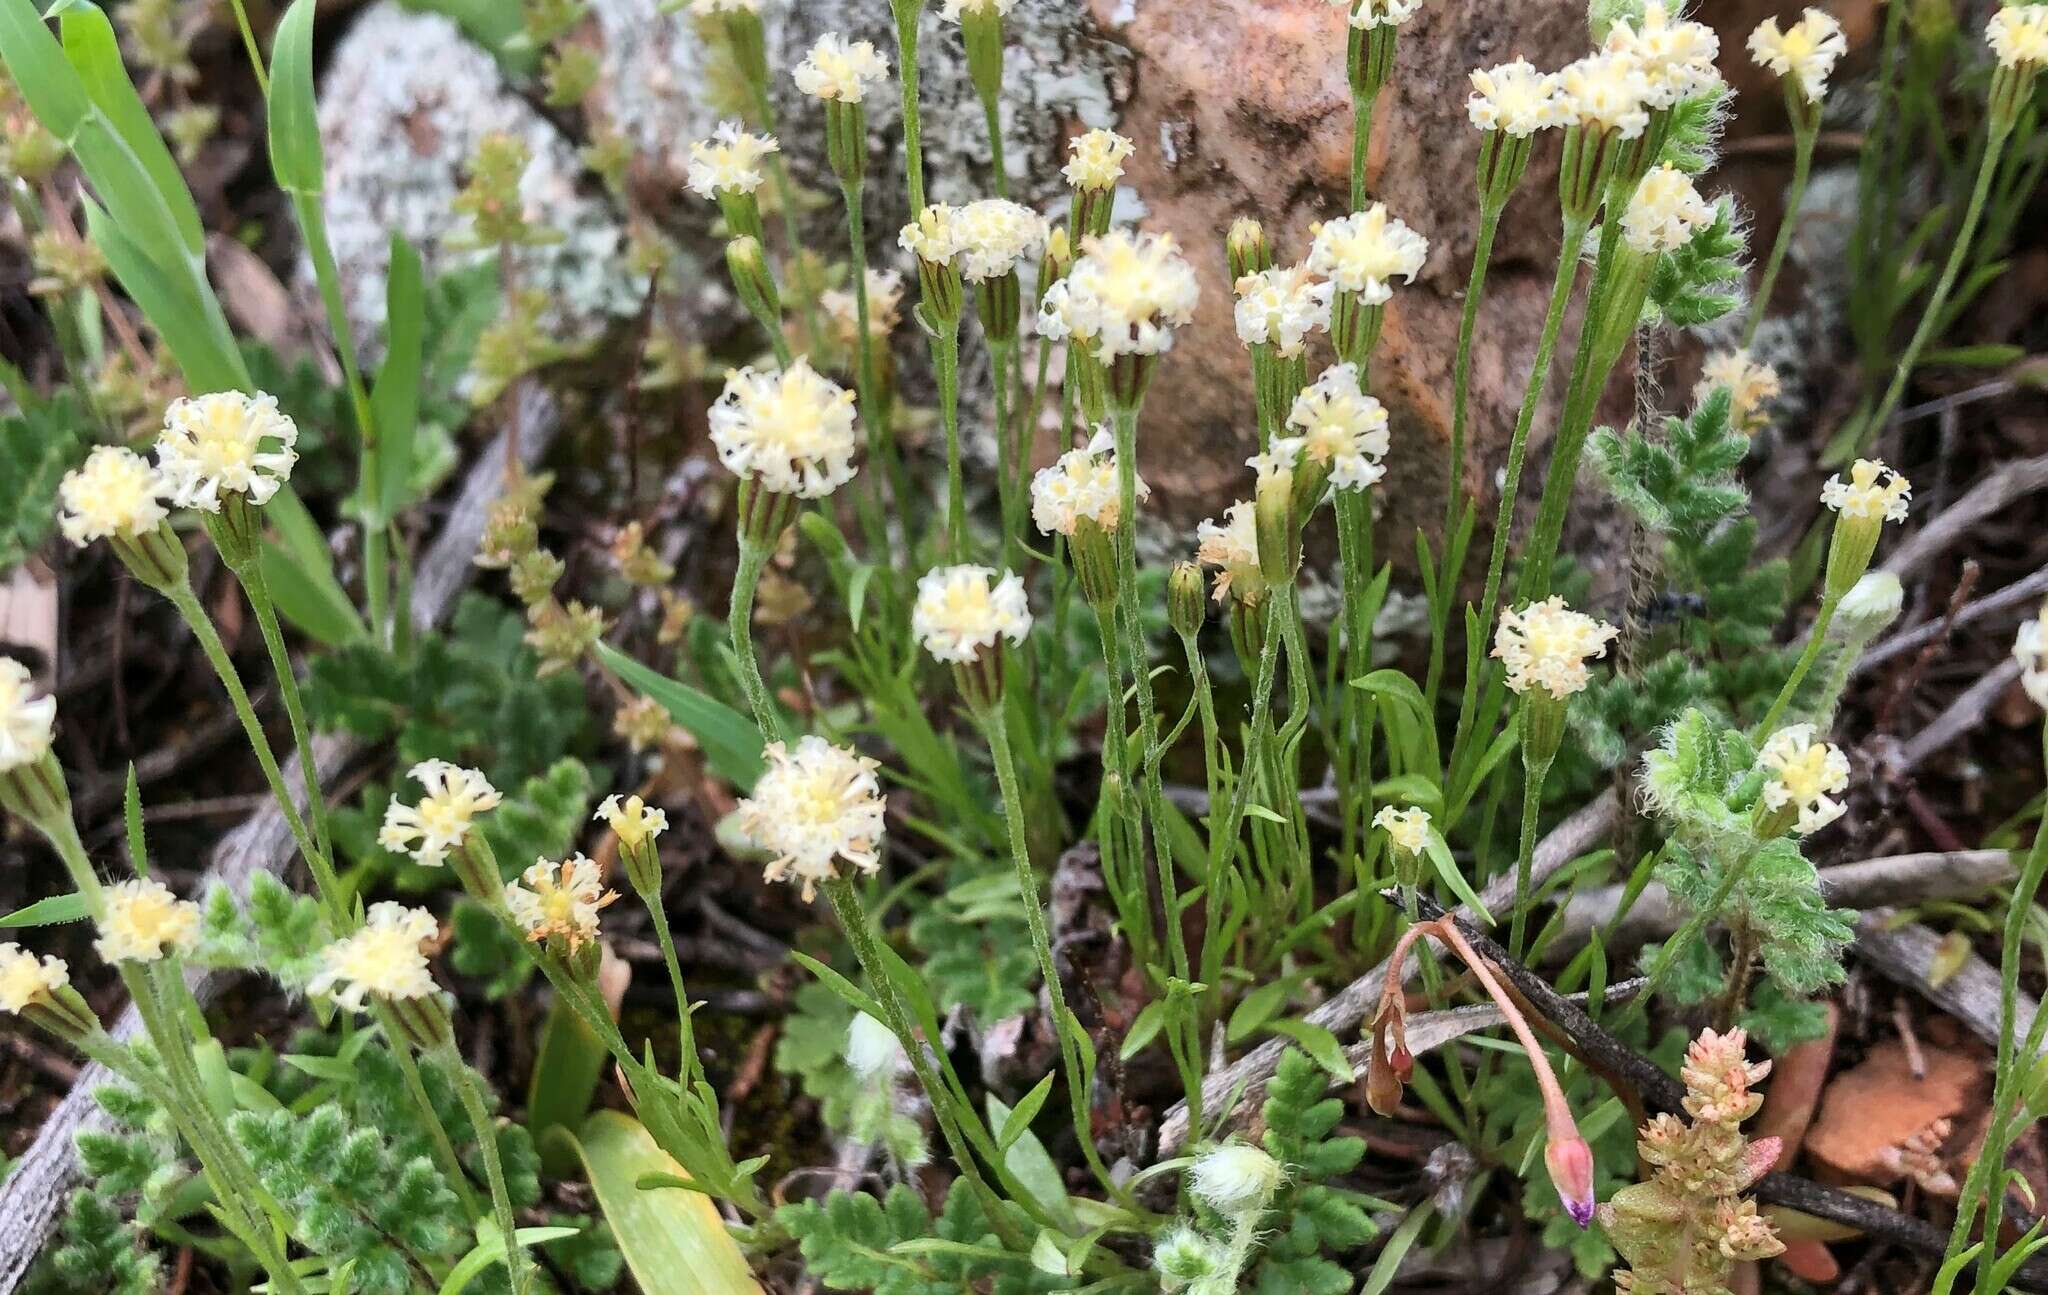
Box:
left=1545, top=1134, right=1598, bottom=1227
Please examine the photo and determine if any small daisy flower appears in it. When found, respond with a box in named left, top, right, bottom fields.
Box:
left=1757, top=724, right=1851, bottom=835
left=1286, top=363, right=1391, bottom=491
left=1190, top=1142, right=1285, bottom=1216
left=0, top=944, right=68, bottom=1015
left=1046, top=229, right=1202, bottom=360
left=735, top=736, right=887, bottom=900
left=1196, top=502, right=1263, bottom=605
left=843, top=1010, right=908, bottom=1081
left=940, top=0, right=1016, bottom=18
left=913, top=565, right=1031, bottom=663
left=1749, top=10, right=1849, bottom=101
left=1338, top=0, right=1423, bottom=31
left=58, top=447, right=168, bottom=546
left=1620, top=163, right=1713, bottom=254
left=0, top=659, right=57, bottom=774
left=1031, top=427, right=1146, bottom=536
left=1821, top=458, right=1912, bottom=525
left=1063, top=128, right=1135, bottom=191
left=1604, top=1, right=1723, bottom=108
left=685, top=121, right=779, bottom=198
left=1307, top=205, right=1429, bottom=305
left=1467, top=58, right=1566, bottom=136
left=1556, top=51, right=1653, bottom=139
left=310, top=903, right=439, bottom=1011
left=708, top=360, right=861, bottom=499
left=1494, top=597, right=1619, bottom=699
left=2013, top=603, right=2048, bottom=709
left=952, top=198, right=1049, bottom=282
left=900, top=202, right=964, bottom=266
left=792, top=33, right=889, bottom=103
left=1233, top=264, right=1334, bottom=358
left=1373, top=805, right=1432, bottom=855
left=1695, top=350, right=1782, bottom=436
left=1989, top=3, right=2048, bottom=70
left=154, top=391, right=299, bottom=512
left=94, top=879, right=201, bottom=964
left=596, top=794, right=668, bottom=848
left=505, top=856, right=618, bottom=951
left=379, top=761, right=502, bottom=868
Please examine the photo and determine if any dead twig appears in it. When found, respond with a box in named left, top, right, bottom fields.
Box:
left=1881, top=455, right=2048, bottom=583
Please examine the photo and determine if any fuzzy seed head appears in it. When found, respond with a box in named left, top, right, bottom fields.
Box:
left=913, top=565, right=1032, bottom=663
left=1494, top=597, right=1618, bottom=699
left=1190, top=1142, right=1284, bottom=1216
left=792, top=33, right=889, bottom=103
left=0, top=658, right=56, bottom=774
left=58, top=446, right=168, bottom=545
left=1307, top=205, right=1429, bottom=303
left=736, top=736, right=887, bottom=901
left=843, top=1010, right=908, bottom=1081
left=379, top=760, right=502, bottom=868
left=0, top=944, right=68, bottom=1014
left=709, top=359, right=860, bottom=499
left=95, top=879, right=201, bottom=964
left=685, top=121, right=779, bottom=198
left=1757, top=724, right=1850, bottom=835
left=310, top=903, right=438, bottom=1011
left=1821, top=458, right=1911, bottom=524
left=1749, top=9, right=1848, bottom=100
left=154, top=391, right=299, bottom=512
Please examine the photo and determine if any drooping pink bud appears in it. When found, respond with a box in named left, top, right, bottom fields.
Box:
left=1545, top=1134, right=1598, bottom=1228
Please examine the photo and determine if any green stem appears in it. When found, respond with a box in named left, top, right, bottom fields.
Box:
left=224, top=0, right=269, bottom=96
left=934, top=327, right=967, bottom=559
left=892, top=2, right=929, bottom=216
left=840, top=180, right=897, bottom=555
left=443, top=1050, right=531, bottom=1295
left=1509, top=753, right=1552, bottom=963
left=1446, top=200, right=1504, bottom=535
left=1094, top=605, right=1155, bottom=970
left=1742, top=105, right=1816, bottom=350
left=644, top=890, right=699, bottom=1063
left=980, top=90, right=1009, bottom=199
left=239, top=563, right=335, bottom=868
left=1756, top=595, right=1839, bottom=736
left=1350, top=93, right=1376, bottom=211
left=380, top=1007, right=482, bottom=1209
left=728, top=541, right=784, bottom=743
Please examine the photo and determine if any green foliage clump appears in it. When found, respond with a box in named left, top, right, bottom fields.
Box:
left=777, top=1180, right=1050, bottom=1295
left=0, top=390, right=92, bottom=571
left=26, top=1190, right=159, bottom=1295
left=196, top=870, right=332, bottom=988
left=772, top=981, right=928, bottom=1166
left=1248, top=1049, right=1376, bottom=1294
left=1646, top=200, right=1745, bottom=330
left=908, top=871, right=1039, bottom=1023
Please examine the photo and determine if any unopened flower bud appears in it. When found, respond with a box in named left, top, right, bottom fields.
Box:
left=1545, top=1133, right=1598, bottom=1227
left=725, top=235, right=784, bottom=335
left=1227, top=216, right=1272, bottom=281
left=1253, top=460, right=1299, bottom=587
left=1168, top=561, right=1208, bottom=639
left=1831, top=571, right=1903, bottom=643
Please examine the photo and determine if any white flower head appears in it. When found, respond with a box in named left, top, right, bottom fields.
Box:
left=1556, top=51, right=1653, bottom=138
left=708, top=359, right=861, bottom=499
left=913, top=565, right=1031, bottom=663
left=1196, top=502, right=1263, bottom=605
left=792, top=33, right=889, bottom=103
left=596, top=794, right=668, bottom=848
left=1063, top=128, right=1135, bottom=191
left=0, top=944, right=68, bottom=1014
left=1032, top=427, right=1146, bottom=536
left=2014, top=603, right=2048, bottom=709
left=0, top=658, right=56, bottom=774
left=1989, top=4, right=2048, bottom=70
left=1190, top=1142, right=1285, bottom=1215
left=953, top=198, right=1049, bottom=282
left=154, top=391, right=299, bottom=511
left=94, top=879, right=202, bottom=964
left=685, top=121, right=780, bottom=198
left=900, top=203, right=964, bottom=266
left=1604, top=1, right=1723, bottom=107
left=1468, top=58, right=1566, bottom=136
left=1047, top=229, right=1201, bottom=360
left=379, top=760, right=502, bottom=867
left=58, top=446, right=168, bottom=545
left=1821, top=458, right=1912, bottom=524
left=1749, top=10, right=1849, bottom=101
left=1287, top=363, right=1390, bottom=491
left=1307, top=205, right=1429, bottom=305
left=736, top=736, right=887, bottom=900
left=940, top=0, right=1016, bottom=19
left=1493, top=597, right=1619, bottom=699
left=1340, top=0, right=1423, bottom=30
left=1373, top=805, right=1432, bottom=855
left=310, top=902, right=439, bottom=1011
left=1696, top=350, right=1782, bottom=436
left=505, top=855, right=617, bottom=951
left=843, top=1010, right=908, bottom=1081
left=1621, top=163, right=1713, bottom=254
left=1233, top=264, right=1334, bottom=358
left=1758, top=724, right=1851, bottom=834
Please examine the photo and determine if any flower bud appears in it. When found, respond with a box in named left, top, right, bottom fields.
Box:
left=725, top=235, right=784, bottom=335
left=1190, top=1142, right=1284, bottom=1218
left=110, top=522, right=189, bottom=595
left=823, top=99, right=867, bottom=187
left=1253, top=464, right=1299, bottom=587
left=1545, top=1133, right=1598, bottom=1227
left=386, top=991, right=457, bottom=1055
left=1069, top=518, right=1119, bottom=612
left=1168, top=561, right=1208, bottom=639
left=1153, top=1225, right=1225, bottom=1291
left=1832, top=571, right=1904, bottom=643
left=1226, top=216, right=1272, bottom=282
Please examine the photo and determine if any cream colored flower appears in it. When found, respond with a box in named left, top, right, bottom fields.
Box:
left=1233, top=264, right=1333, bottom=358
left=708, top=359, right=861, bottom=499
left=2013, top=604, right=2048, bottom=709
left=1190, top=1142, right=1285, bottom=1215
left=1286, top=363, right=1390, bottom=491
left=1031, top=427, right=1145, bottom=536
left=1307, top=205, right=1429, bottom=304
left=0, top=658, right=56, bottom=774
left=1556, top=51, right=1652, bottom=138
left=1493, top=597, right=1618, bottom=699
left=1620, top=163, right=1713, bottom=254
left=58, top=447, right=168, bottom=545
left=94, top=879, right=201, bottom=964
left=379, top=760, right=502, bottom=868
left=1604, top=1, right=1723, bottom=108
left=596, top=793, right=668, bottom=848
left=0, top=944, right=68, bottom=1014
left=1196, top=502, right=1263, bottom=605
left=792, top=33, right=889, bottom=103
left=1989, top=3, right=2048, bottom=70
left=1038, top=229, right=1201, bottom=360
left=1696, top=350, right=1782, bottom=435
left=900, top=203, right=964, bottom=265
left=913, top=565, right=1031, bottom=663
left=1749, top=10, right=1848, bottom=101
left=1373, top=805, right=1432, bottom=855
left=1339, top=0, right=1423, bottom=31
left=154, top=391, right=298, bottom=511
left=953, top=198, right=1048, bottom=282
left=1821, top=458, right=1911, bottom=524
left=685, top=121, right=779, bottom=198
left=822, top=269, right=904, bottom=347
left=1467, top=58, right=1566, bottom=135
left=1063, top=128, right=1135, bottom=191
left=505, top=855, right=618, bottom=951
left=939, top=0, right=1016, bottom=19
left=1757, top=725, right=1850, bottom=834
left=735, top=736, right=887, bottom=900
left=310, top=902, right=438, bottom=1011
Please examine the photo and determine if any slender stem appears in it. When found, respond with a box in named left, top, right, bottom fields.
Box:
left=1757, top=596, right=1839, bottom=736
left=1742, top=103, right=1817, bottom=350
left=1510, top=753, right=1551, bottom=963
left=840, top=180, right=896, bottom=554
left=1094, top=604, right=1155, bottom=969
left=892, top=2, right=929, bottom=216
left=980, top=91, right=1009, bottom=199
left=239, top=564, right=335, bottom=866
left=934, top=327, right=967, bottom=559
left=1629, top=845, right=1764, bottom=1021
left=728, top=541, right=784, bottom=743
left=443, top=1050, right=531, bottom=1295
left=740, top=80, right=825, bottom=356
left=1446, top=200, right=1504, bottom=535
left=380, top=1008, right=480, bottom=1206
left=644, top=890, right=699, bottom=1061
left=223, top=0, right=269, bottom=96
left=1350, top=94, right=1376, bottom=211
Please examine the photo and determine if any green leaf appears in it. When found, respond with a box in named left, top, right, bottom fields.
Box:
left=1265, top=1019, right=1355, bottom=1084
left=596, top=643, right=764, bottom=789
left=1227, top=975, right=1300, bottom=1045
left=529, top=981, right=610, bottom=1176
left=985, top=1094, right=1077, bottom=1233
left=1422, top=834, right=1494, bottom=925
left=83, top=198, right=245, bottom=393
left=0, top=891, right=90, bottom=927
left=788, top=951, right=885, bottom=1024
left=998, top=1073, right=1055, bottom=1151
left=1120, top=999, right=1167, bottom=1062
left=59, top=5, right=204, bottom=256
left=561, top=1111, right=762, bottom=1295
left=372, top=235, right=427, bottom=522
left=260, top=541, right=368, bottom=647
left=266, top=0, right=323, bottom=197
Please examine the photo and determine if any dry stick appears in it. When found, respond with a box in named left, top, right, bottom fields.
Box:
left=1858, top=564, right=2048, bottom=676
left=1878, top=453, right=2048, bottom=583
left=1896, top=658, right=2022, bottom=775
left=1854, top=910, right=2048, bottom=1064
left=0, top=393, right=561, bottom=1294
